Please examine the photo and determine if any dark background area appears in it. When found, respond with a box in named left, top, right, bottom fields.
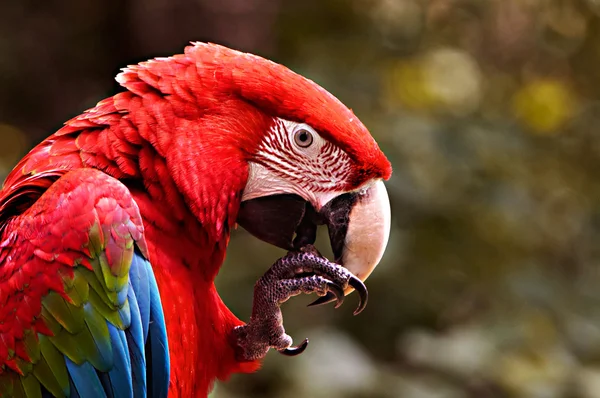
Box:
left=3, top=0, right=600, bottom=397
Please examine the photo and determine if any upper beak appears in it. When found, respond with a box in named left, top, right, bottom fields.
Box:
left=237, top=180, right=391, bottom=292
left=319, top=180, right=391, bottom=287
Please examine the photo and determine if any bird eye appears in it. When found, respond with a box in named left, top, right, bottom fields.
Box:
left=294, top=129, right=314, bottom=148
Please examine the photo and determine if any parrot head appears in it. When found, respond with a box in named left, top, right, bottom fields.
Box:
left=209, top=43, right=392, bottom=292
left=117, top=42, right=392, bottom=290
left=237, top=118, right=392, bottom=290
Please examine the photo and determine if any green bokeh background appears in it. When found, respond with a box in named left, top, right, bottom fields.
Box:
left=3, top=0, right=600, bottom=397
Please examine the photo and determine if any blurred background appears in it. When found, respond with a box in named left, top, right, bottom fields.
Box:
left=2, top=0, right=600, bottom=397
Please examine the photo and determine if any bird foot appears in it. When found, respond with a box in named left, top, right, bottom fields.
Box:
left=234, top=245, right=367, bottom=361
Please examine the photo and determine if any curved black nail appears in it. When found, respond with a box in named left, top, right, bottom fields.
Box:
left=349, top=276, right=368, bottom=315
left=326, top=282, right=345, bottom=308
left=307, top=291, right=336, bottom=308
left=280, top=338, right=309, bottom=356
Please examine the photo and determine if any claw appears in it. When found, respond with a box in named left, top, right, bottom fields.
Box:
left=307, top=292, right=335, bottom=307
left=349, top=276, right=368, bottom=315
left=326, top=281, right=345, bottom=309
left=279, top=338, right=309, bottom=356
left=307, top=276, right=369, bottom=315
left=307, top=282, right=344, bottom=309
left=307, top=292, right=336, bottom=308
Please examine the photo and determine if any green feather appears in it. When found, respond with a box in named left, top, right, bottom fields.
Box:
left=20, top=373, right=41, bottom=398
left=42, top=292, right=85, bottom=334
left=87, top=221, right=105, bottom=256
left=115, top=273, right=130, bottom=294
left=49, top=329, right=86, bottom=365
left=88, top=254, right=121, bottom=307
left=33, top=355, right=67, bottom=398
left=15, top=357, right=33, bottom=375
left=105, top=289, right=120, bottom=307
left=87, top=288, right=126, bottom=329
left=79, top=267, right=113, bottom=309
left=0, top=372, right=15, bottom=397
left=71, top=322, right=109, bottom=371
left=112, top=241, right=134, bottom=280
left=65, top=270, right=90, bottom=307
left=58, top=269, right=75, bottom=290
left=83, top=303, right=113, bottom=372
left=38, top=336, right=69, bottom=396
left=22, top=330, right=40, bottom=363
left=40, top=307, right=62, bottom=336
left=11, top=374, right=26, bottom=398
left=97, top=252, right=117, bottom=292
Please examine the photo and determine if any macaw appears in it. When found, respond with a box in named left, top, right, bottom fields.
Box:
left=0, top=43, right=392, bottom=398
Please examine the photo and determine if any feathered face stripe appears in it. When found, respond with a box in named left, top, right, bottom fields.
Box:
left=253, top=118, right=353, bottom=194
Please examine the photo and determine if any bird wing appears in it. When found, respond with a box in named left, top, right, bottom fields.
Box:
left=0, top=168, right=169, bottom=398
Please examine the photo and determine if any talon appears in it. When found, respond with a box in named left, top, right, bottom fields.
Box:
left=279, top=338, right=309, bottom=356
left=307, top=280, right=344, bottom=309
left=307, top=291, right=336, bottom=308
left=307, top=276, right=368, bottom=314
left=349, top=275, right=368, bottom=315
left=326, top=281, right=345, bottom=308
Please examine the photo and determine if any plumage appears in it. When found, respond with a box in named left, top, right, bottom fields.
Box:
left=124, top=274, right=148, bottom=398
left=144, top=262, right=169, bottom=398
left=0, top=169, right=169, bottom=397
left=105, top=323, right=133, bottom=398
left=129, top=255, right=150, bottom=342
left=65, top=358, right=105, bottom=397
left=1, top=42, right=392, bottom=397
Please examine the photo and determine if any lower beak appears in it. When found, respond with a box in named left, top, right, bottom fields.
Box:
left=237, top=180, right=391, bottom=291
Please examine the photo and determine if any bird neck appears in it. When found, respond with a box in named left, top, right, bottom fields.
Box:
left=134, top=203, right=261, bottom=397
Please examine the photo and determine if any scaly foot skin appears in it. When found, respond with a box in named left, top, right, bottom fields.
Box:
left=234, top=245, right=367, bottom=361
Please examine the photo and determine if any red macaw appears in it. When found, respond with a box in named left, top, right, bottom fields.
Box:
left=0, top=43, right=392, bottom=398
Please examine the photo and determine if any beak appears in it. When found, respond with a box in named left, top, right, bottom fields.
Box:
left=319, top=180, right=391, bottom=285
left=237, top=180, right=391, bottom=295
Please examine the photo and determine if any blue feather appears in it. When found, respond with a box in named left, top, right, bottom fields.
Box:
left=66, top=358, right=107, bottom=398
left=68, top=374, right=80, bottom=398
left=117, top=285, right=129, bottom=308
left=97, top=371, right=115, bottom=398
left=146, top=260, right=170, bottom=398
left=126, top=281, right=147, bottom=398
left=107, top=323, right=133, bottom=398
left=118, top=321, right=132, bottom=373
left=130, top=253, right=150, bottom=341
